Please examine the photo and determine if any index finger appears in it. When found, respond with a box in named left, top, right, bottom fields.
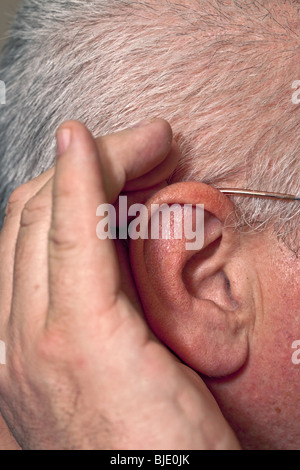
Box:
left=47, top=119, right=175, bottom=327
left=94, top=118, right=179, bottom=202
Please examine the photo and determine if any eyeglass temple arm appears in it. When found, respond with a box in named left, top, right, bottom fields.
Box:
left=218, top=188, right=300, bottom=201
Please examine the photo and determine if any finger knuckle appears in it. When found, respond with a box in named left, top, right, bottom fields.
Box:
left=20, top=195, right=49, bottom=228
left=5, top=184, right=31, bottom=218
left=48, top=225, right=79, bottom=255
left=36, top=327, right=77, bottom=368
left=35, top=328, right=64, bottom=363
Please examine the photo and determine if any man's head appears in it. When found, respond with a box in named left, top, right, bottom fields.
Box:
left=0, top=0, right=299, bottom=449
left=130, top=180, right=300, bottom=449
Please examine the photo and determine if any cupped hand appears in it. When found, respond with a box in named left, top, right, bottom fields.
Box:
left=0, top=119, right=240, bottom=450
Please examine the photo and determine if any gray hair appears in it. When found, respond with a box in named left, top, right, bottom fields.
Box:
left=0, top=0, right=299, bottom=253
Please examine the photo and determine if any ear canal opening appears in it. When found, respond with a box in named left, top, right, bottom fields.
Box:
left=182, top=236, right=222, bottom=292
left=182, top=235, right=239, bottom=312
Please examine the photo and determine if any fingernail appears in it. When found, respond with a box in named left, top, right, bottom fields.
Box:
left=56, top=128, right=71, bottom=157
left=131, top=118, right=156, bottom=129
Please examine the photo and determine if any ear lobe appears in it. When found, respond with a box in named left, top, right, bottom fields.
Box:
left=130, top=182, right=249, bottom=377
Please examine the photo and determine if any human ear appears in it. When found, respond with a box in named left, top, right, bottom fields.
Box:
left=130, top=182, right=250, bottom=377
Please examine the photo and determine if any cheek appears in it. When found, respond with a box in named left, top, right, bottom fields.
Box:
left=263, top=253, right=300, bottom=340
left=253, top=250, right=300, bottom=382
left=209, top=254, right=300, bottom=435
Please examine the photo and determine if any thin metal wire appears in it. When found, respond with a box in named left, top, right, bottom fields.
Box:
left=218, top=188, right=300, bottom=201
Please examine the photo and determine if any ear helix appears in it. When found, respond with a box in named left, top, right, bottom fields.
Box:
left=129, top=182, right=248, bottom=377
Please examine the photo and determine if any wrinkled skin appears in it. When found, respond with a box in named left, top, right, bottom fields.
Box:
left=0, top=119, right=240, bottom=450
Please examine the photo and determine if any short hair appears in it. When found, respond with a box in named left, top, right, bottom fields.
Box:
left=0, top=0, right=299, bottom=253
